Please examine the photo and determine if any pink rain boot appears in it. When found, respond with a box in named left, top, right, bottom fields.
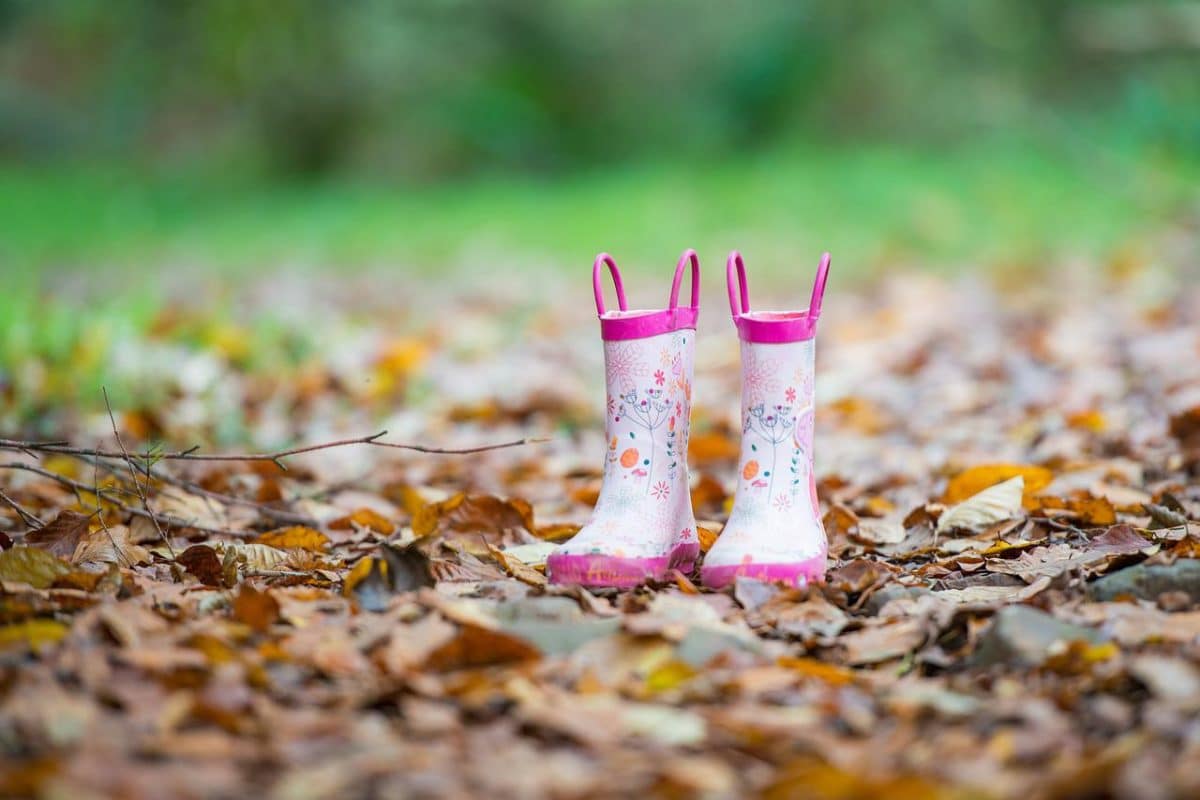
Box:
left=548, top=251, right=702, bottom=588
left=701, top=251, right=831, bottom=589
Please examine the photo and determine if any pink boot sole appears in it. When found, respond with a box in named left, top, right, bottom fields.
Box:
left=700, top=554, right=826, bottom=590
left=547, top=541, right=700, bottom=589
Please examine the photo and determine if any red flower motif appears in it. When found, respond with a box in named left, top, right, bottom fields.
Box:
left=785, top=386, right=797, bottom=403
left=654, top=369, right=665, bottom=386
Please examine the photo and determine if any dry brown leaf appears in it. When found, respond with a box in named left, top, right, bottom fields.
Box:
left=231, top=584, right=279, bottom=632
left=412, top=493, right=534, bottom=539
left=212, top=542, right=292, bottom=572
left=487, top=543, right=547, bottom=587
left=177, top=544, right=226, bottom=587
left=838, top=618, right=927, bottom=665
left=72, top=525, right=151, bottom=569
left=24, top=511, right=90, bottom=560
left=423, top=623, right=540, bottom=671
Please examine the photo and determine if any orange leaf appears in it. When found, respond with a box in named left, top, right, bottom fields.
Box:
left=942, top=464, right=1053, bottom=504
left=423, top=624, right=540, bottom=672
left=255, top=526, right=330, bottom=552
left=329, top=508, right=396, bottom=535
left=232, top=584, right=279, bottom=633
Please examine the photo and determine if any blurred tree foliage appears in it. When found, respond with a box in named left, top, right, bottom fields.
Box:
left=1, top=0, right=1197, bottom=177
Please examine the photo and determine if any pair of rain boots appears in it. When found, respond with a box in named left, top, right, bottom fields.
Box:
left=547, top=249, right=830, bottom=590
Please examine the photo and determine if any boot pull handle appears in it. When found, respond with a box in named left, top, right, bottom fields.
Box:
left=592, top=253, right=628, bottom=316
left=809, top=252, right=831, bottom=320
left=727, top=250, right=832, bottom=319
left=726, top=251, right=750, bottom=316
left=668, top=249, right=700, bottom=311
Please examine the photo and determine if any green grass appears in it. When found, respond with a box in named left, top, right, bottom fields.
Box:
left=3, top=135, right=1196, bottom=286
left=2, top=134, right=1196, bottom=428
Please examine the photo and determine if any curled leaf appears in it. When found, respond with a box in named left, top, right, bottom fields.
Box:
left=936, top=476, right=1024, bottom=535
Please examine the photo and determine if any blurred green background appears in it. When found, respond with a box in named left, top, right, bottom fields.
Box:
left=2, top=0, right=1199, bottom=426
left=3, top=0, right=1199, bottom=272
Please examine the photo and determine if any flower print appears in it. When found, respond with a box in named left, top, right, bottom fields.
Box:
left=660, top=348, right=671, bottom=366
left=607, top=394, right=616, bottom=416
left=742, top=349, right=780, bottom=404
left=773, top=493, right=792, bottom=511
left=605, top=342, right=648, bottom=392
left=654, top=369, right=665, bottom=386
left=785, top=386, right=796, bottom=404
left=675, top=401, right=682, bottom=417
left=651, top=481, right=670, bottom=500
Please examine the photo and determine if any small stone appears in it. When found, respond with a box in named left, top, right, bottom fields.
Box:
left=1088, top=560, right=1200, bottom=603
left=973, top=605, right=1106, bottom=667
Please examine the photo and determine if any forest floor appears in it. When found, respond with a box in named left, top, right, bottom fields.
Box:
left=2, top=223, right=1200, bottom=798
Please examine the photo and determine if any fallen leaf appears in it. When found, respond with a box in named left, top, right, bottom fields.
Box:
left=212, top=542, right=291, bottom=572
left=936, top=476, right=1024, bottom=534
left=254, top=526, right=330, bottom=551
left=687, top=429, right=740, bottom=464
left=343, top=556, right=392, bottom=612
left=852, top=517, right=906, bottom=545
left=412, top=493, right=533, bottom=539
left=423, top=623, right=540, bottom=671
left=24, top=511, right=90, bottom=560
left=329, top=507, right=396, bottom=535
left=488, top=543, right=547, bottom=587
left=943, top=464, right=1051, bottom=504
left=231, top=584, right=279, bottom=632
left=72, top=525, right=151, bottom=569
left=776, top=656, right=856, bottom=685
left=177, top=544, right=226, bottom=587
left=0, top=546, right=73, bottom=588
left=0, top=619, right=68, bottom=653
left=987, top=543, right=1099, bottom=582
left=838, top=618, right=926, bottom=665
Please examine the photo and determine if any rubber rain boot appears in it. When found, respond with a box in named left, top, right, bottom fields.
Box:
left=701, top=251, right=831, bottom=589
left=548, top=250, right=702, bottom=588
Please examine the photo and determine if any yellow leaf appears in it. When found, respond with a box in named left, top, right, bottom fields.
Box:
left=1066, top=409, right=1107, bottom=432
left=645, top=660, right=698, bottom=693
left=943, top=464, right=1053, bottom=504
left=255, top=526, right=330, bottom=552
left=0, top=619, right=68, bottom=653
left=342, top=556, right=379, bottom=597
left=0, top=547, right=73, bottom=588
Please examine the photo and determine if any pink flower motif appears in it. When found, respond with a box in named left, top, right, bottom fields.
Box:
left=605, top=343, right=647, bottom=392
left=785, top=386, right=796, bottom=403
left=654, top=369, right=665, bottom=386
left=651, top=481, right=670, bottom=500
left=743, top=350, right=781, bottom=404
left=773, top=493, right=792, bottom=511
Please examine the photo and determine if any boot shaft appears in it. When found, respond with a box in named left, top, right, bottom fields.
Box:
left=595, top=250, right=699, bottom=496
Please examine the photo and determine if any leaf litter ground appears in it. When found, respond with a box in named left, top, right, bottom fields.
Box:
left=2, top=263, right=1200, bottom=799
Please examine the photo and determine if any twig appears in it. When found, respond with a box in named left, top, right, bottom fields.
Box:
left=92, top=456, right=132, bottom=569
left=0, top=462, right=258, bottom=539
left=0, top=488, right=42, bottom=529
left=0, top=432, right=545, bottom=471
left=103, top=387, right=174, bottom=558
left=68, top=452, right=321, bottom=528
